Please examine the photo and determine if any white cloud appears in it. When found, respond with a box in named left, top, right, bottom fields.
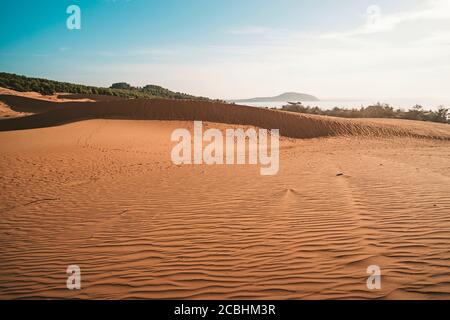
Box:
left=323, top=0, right=450, bottom=39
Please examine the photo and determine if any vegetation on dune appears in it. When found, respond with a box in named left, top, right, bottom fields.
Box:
left=0, top=72, right=210, bottom=101
left=280, top=102, right=450, bottom=124
left=110, top=82, right=132, bottom=90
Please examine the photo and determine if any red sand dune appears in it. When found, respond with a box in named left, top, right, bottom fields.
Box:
left=1, top=94, right=449, bottom=140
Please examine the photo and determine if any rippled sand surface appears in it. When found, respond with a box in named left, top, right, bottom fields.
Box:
left=1, top=119, right=449, bottom=299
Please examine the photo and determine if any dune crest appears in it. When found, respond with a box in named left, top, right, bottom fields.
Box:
left=0, top=93, right=449, bottom=140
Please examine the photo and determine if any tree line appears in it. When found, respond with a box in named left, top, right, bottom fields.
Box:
left=280, top=102, right=449, bottom=124
left=0, top=72, right=209, bottom=101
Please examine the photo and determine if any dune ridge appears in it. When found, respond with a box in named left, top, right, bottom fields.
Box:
left=0, top=94, right=449, bottom=140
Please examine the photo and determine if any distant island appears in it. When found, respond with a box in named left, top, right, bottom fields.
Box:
left=230, top=92, right=320, bottom=103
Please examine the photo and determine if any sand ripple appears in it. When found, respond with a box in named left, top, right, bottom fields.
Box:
left=1, top=120, right=449, bottom=299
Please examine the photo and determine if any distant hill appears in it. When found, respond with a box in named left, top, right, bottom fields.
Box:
left=230, top=92, right=319, bottom=103
left=0, top=72, right=210, bottom=101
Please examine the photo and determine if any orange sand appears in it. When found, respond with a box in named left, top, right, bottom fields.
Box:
left=1, top=91, right=450, bottom=299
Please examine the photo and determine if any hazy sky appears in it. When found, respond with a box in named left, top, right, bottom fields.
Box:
left=1, top=0, right=450, bottom=101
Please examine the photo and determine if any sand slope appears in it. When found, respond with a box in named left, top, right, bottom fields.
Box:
left=1, top=93, right=449, bottom=140
left=1, top=119, right=450, bottom=299
left=0, top=88, right=97, bottom=119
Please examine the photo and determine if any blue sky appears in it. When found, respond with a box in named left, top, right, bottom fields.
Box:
left=1, top=0, right=450, bottom=102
